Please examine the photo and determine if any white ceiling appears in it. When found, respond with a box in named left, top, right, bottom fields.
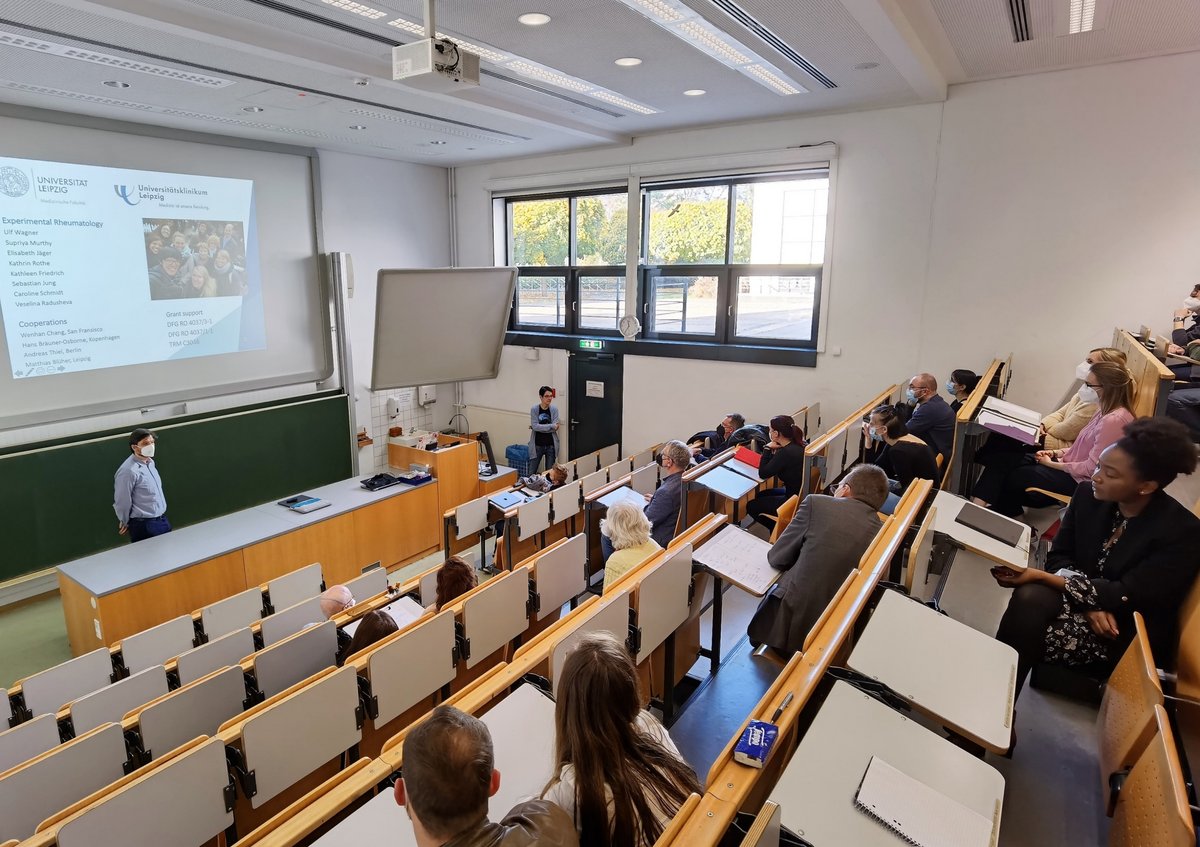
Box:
left=0, top=0, right=1194, bottom=165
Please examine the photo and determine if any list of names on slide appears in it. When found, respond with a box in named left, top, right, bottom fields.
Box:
left=0, top=157, right=264, bottom=379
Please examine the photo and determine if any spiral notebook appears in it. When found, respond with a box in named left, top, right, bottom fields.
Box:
left=854, top=756, right=992, bottom=847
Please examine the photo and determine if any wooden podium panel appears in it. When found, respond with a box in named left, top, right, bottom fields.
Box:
left=389, top=438, right=479, bottom=517
left=352, top=483, right=439, bottom=572
left=243, top=513, right=358, bottom=587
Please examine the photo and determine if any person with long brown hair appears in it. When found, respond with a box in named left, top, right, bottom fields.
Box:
left=746, top=414, right=807, bottom=529
left=543, top=632, right=700, bottom=846
left=972, top=360, right=1135, bottom=516
left=429, top=555, right=477, bottom=612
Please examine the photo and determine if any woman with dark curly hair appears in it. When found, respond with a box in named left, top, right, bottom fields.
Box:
left=991, top=417, right=1200, bottom=699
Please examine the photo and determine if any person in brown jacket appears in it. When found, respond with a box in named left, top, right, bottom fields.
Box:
left=395, top=705, right=579, bottom=847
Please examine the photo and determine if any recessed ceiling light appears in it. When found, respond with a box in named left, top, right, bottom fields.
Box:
left=517, top=12, right=551, bottom=26
left=429, top=140, right=447, bottom=145
left=853, top=62, right=879, bottom=71
left=348, top=124, right=367, bottom=130
left=241, top=105, right=264, bottom=112
left=615, top=57, right=642, bottom=67
left=102, top=80, right=130, bottom=88
left=683, top=88, right=705, bottom=96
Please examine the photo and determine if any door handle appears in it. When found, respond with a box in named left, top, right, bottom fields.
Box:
left=570, top=419, right=580, bottom=425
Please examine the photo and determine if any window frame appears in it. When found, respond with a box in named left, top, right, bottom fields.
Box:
left=727, top=264, right=824, bottom=348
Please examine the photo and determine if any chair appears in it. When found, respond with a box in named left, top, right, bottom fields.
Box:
left=65, top=666, right=168, bottom=736
left=265, top=563, right=324, bottom=614
left=766, top=495, right=799, bottom=544
left=18, top=649, right=113, bottom=721
left=1097, top=613, right=1162, bottom=815
left=1108, top=705, right=1194, bottom=847
left=116, top=615, right=196, bottom=676
left=1024, top=486, right=1071, bottom=506
left=1175, top=573, right=1200, bottom=701
left=200, top=588, right=264, bottom=641
left=0, top=714, right=59, bottom=774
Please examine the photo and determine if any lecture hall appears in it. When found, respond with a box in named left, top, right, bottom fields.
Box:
left=1, top=1, right=1199, bottom=845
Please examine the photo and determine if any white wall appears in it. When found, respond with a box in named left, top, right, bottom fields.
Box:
left=453, top=50, right=1200, bottom=450
left=317, top=150, right=453, bottom=460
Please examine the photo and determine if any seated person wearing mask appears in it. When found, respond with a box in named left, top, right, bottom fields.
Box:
left=395, top=705, right=578, bottom=847
left=687, top=413, right=745, bottom=459
left=599, top=440, right=690, bottom=559
left=746, top=415, right=807, bottom=529
left=864, top=405, right=939, bottom=515
left=747, top=465, right=888, bottom=656
left=600, top=500, right=662, bottom=590
left=1168, top=284, right=1200, bottom=362
left=903, top=373, right=955, bottom=459
left=991, top=418, right=1200, bottom=701
left=972, top=361, right=1135, bottom=516
left=946, top=370, right=980, bottom=413
left=1038, top=348, right=1126, bottom=450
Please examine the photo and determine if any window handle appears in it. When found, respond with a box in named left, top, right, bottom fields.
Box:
left=572, top=301, right=577, bottom=312
left=727, top=305, right=734, bottom=317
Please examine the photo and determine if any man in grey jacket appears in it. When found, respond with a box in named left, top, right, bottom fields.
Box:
left=748, top=464, right=889, bottom=656
left=527, top=386, right=560, bottom=473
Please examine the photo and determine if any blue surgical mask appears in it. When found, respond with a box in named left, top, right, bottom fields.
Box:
left=945, top=382, right=958, bottom=395
left=905, top=389, right=919, bottom=404
left=869, top=429, right=883, bottom=442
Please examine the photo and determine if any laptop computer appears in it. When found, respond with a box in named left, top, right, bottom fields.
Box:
left=954, top=502, right=1025, bottom=547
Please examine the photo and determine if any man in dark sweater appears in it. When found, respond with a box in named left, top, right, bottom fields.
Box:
left=904, top=372, right=956, bottom=459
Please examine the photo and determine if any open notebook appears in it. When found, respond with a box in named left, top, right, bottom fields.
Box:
left=854, top=756, right=992, bottom=847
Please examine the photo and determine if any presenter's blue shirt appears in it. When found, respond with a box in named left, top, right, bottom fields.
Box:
left=113, top=454, right=167, bottom=523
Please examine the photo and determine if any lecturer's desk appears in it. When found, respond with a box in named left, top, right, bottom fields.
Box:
left=56, top=476, right=439, bottom=656
left=770, top=681, right=1004, bottom=847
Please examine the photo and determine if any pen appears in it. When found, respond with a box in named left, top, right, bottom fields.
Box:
left=771, top=692, right=794, bottom=723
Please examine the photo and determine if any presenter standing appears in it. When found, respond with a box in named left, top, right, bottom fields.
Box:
left=528, top=386, right=560, bottom=473
left=114, top=428, right=171, bottom=543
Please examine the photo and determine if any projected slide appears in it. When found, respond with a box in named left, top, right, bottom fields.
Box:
left=0, top=156, right=265, bottom=379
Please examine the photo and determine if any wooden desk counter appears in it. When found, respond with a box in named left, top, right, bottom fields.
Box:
left=388, top=436, right=478, bottom=516
left=56, top=477, right=439, bottom=656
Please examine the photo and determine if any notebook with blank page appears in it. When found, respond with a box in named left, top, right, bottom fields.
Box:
left=854, top=756, right=992, bottom=847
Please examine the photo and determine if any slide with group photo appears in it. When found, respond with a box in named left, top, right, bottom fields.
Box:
left=0, top=155, right=265, bottom=379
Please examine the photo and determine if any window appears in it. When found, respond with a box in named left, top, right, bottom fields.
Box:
left=507, top=191, right=627, bottom=335
left=503, top=168, right=829, bottom=357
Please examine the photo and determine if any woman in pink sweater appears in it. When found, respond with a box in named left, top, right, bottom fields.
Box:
left=972, top=361, right=1134, bottom=517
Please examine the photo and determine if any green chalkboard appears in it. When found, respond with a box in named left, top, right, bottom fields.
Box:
left=0, top=393, right=353, bottom=581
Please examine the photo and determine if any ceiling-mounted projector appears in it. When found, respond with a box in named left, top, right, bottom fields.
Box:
left=392, top=38, right=480, bottom=93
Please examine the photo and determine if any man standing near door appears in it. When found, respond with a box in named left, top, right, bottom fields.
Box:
left=528, top=385, right=560, bottom=472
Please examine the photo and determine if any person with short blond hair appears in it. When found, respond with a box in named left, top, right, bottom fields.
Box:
left=601, top=500, right=662, bottom=590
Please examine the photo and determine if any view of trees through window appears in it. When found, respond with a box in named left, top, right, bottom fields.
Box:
left=507, top=171, right=828, bottom=347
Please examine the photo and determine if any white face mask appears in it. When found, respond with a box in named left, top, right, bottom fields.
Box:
left=1075, top=362, right=1091, bottom=381
left=139, top=442, right=156, bottom=459
left=1185, top=297, right=1200, bottom=312
left=1077, top=386, right=1099, bottom=404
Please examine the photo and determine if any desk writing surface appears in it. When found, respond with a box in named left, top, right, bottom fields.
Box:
left=552, top=591, right=630, bottom=694
left=311, top=683, right=558, bottom=847
left=516, top=495, right=551, bottom=542
left=598, top=485, right=647, bottom=510
left=368, top=612, right=456, bottom=727
left=533, top=534, right=586, bottom=622
left=693, top=525, right=779, bottom=597
left=176, top=627, right=254, bottom=687
left=253, top=620, right=338, bottom=699
left=343, top=596, right=423, bottom=638
left=462, top=567, right=530, bottom=669
left=57, top=477, right=432, bottom=597
left=580, top=469, right=608, bottom=496
left=241, top=665, right=361, bottom=809
left=267, top=563, right=324, bottom=612
left=137, top=665, right=245, bottom=762
left=0, top=723, right=127, bottom=843
left=770, top=681, right=1003, bottom=847
left=20, top=648, right=112, bottom=719
left=848, top=591, right=1017, bottom=751
left=56, top=737, right=233, bottom=847
left=696, top=465, right=759, bottom=500
left=455, top=495, right=491, bottom=539
left=261, top=597, right=325, bottom=647
left=202, top=587, right=264, bottom=641
left=120, top=614, right=195, bottom=675
left=938, top=548, right=1015, bottom=637
left=344, top=568, right=389, bottom=604
left=632, top=449, right=655, bottom=470
left=69, top=665, right=168, bottom=735
left=630, top=464, right=659, bottom=496
left=634, top=545, right=693, bottom=664
left=0, top=714, right=59, bottom=774
left=551, top=481, right=582, bottom=522
left=931, top=491, right=1030, bottom=568
left=598, top=444, right=620, bottom=469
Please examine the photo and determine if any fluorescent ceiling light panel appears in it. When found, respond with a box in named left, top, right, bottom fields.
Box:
left=385, top=15, right=660, bottom=114
left=0, top=32, right=234, bottom=87
left=321, top=0, right=388, bottom=20
left=612, top=0, right=806, bottom=95
left=1054, top=0, right=1111, bottom=36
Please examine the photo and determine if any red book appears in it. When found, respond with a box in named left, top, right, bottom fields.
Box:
left=734, top=446, right=761, bottom=469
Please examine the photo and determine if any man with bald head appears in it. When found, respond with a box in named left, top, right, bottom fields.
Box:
left=318, top=585, right=354, bottom=619
left=904, top=372, right=955, bottom=459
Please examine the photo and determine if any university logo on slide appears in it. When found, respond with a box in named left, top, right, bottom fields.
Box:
left=114, top=184, right=140, bottom=205
left=0, top=166, right=30, bottom=198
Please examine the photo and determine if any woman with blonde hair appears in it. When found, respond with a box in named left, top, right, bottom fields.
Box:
left=185, top=265, right=216, bottom=298
left=1038, top=347, right=1128, bottom=450
left=543, top=632, right=700, bottom=846
left=973, top=360, right=1134, bottom=516
left=600, top=500, right=662, bottom=590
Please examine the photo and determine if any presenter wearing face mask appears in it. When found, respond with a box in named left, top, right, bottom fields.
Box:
left=114, top=428, right=171, bottom=543
left=972, top=362, right=1135, bottom=517
left=902, top=373, right=955, bottom=459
